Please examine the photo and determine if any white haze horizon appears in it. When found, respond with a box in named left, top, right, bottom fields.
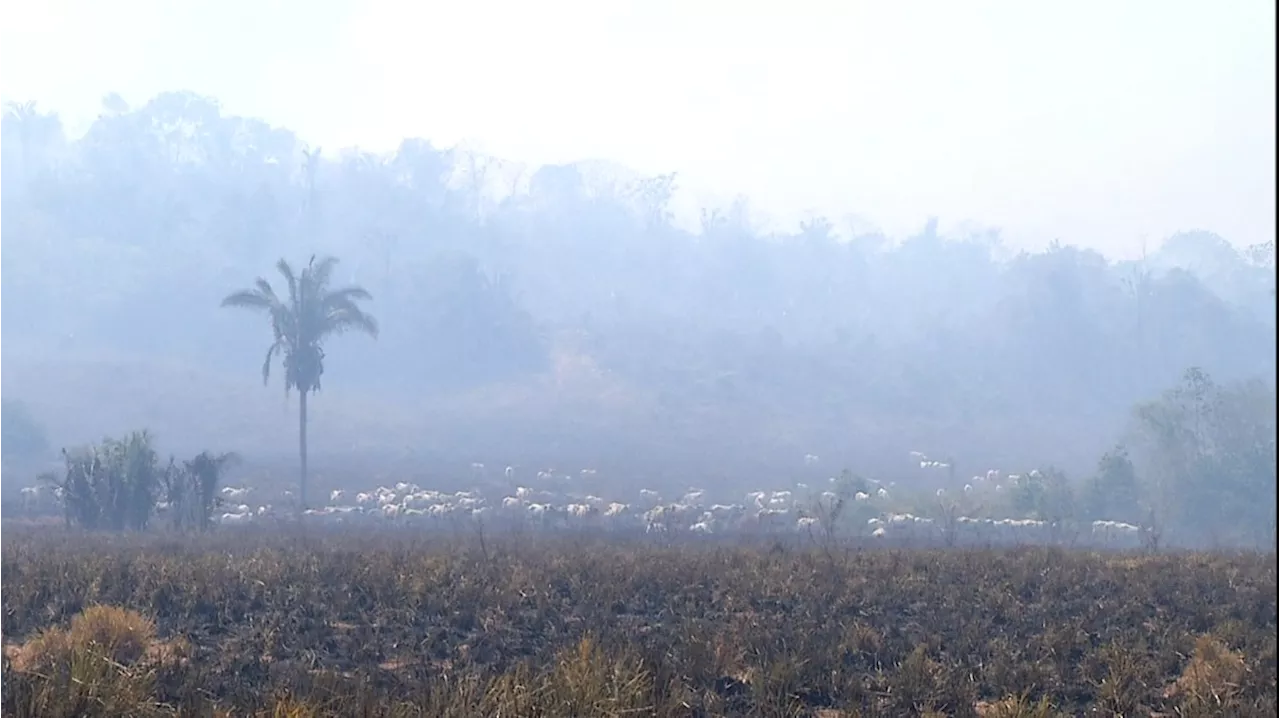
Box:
left=2, top=0, right=1274, bottom=260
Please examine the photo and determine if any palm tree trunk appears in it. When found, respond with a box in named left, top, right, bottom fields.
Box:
left=299, top=389, right=309, bottom=513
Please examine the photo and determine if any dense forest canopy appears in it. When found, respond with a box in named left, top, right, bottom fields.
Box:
left=1, top=92, right=1275, bottom=485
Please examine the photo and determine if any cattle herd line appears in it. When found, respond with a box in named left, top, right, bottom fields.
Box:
left=161, top=462, right=1149, bottom=549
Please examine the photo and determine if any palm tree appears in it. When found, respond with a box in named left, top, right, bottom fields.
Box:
left=221, top=255, right=378, bottom=512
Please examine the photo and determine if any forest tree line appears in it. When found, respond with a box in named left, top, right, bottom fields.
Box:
left=1, top=92, right=1275, bottom=512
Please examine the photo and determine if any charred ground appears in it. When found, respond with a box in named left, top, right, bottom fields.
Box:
left=2, top=527, right=1275, bottom=717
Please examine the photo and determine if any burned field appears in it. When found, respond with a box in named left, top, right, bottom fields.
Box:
left=2, top=527, right=1276, bottom=717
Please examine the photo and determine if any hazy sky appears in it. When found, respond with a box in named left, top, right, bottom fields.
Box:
left=2, top=0, right=1274, bottom=257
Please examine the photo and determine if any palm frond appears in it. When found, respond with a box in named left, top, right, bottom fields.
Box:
left=275, top=259, right=298, bottom=306
left=261, top=340, right=284, bottom=386
left=306, top=255, right=341, bottom=291
left=254, top=278, right=279, bottom=301
left=221, top=289, right=277, bottom=311
left=320, top=290, right=376, bottom=330
left=323, top=286, right=373, bottom=306
left=326, top=307, right=380, bottom=338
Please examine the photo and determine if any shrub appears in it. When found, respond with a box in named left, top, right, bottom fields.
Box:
left=161, top=450, right=239, bottom=532
left=39, top=431, right=235, bottom=533
left=46, top=431, right=162, bottom=531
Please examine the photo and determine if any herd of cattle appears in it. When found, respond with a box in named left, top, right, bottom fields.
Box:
left=199, top=464, right=1146, bottom=548
left=10, top=455, right=1150, bottom=548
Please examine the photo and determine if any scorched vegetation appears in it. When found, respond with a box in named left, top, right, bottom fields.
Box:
left=2, top=528, right=1275, bottom=717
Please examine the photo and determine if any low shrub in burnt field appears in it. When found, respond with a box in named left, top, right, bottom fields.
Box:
left=2, top=526, right=1275, bottom=717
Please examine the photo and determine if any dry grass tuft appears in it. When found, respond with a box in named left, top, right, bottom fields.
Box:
left=258, top=694, right=325, bottom=718
left=4, top=605, right=166, bottom=717
left=975, top=693, right=1066, bottom=718
left=11, top=604, right=156, bottom=674
left=1162, top=634, right=1250, bottom=716
left=545, top=634, right=653, bottom=715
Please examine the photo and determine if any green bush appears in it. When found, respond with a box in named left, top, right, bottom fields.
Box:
left=40, top=431, right=234, bottom=533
